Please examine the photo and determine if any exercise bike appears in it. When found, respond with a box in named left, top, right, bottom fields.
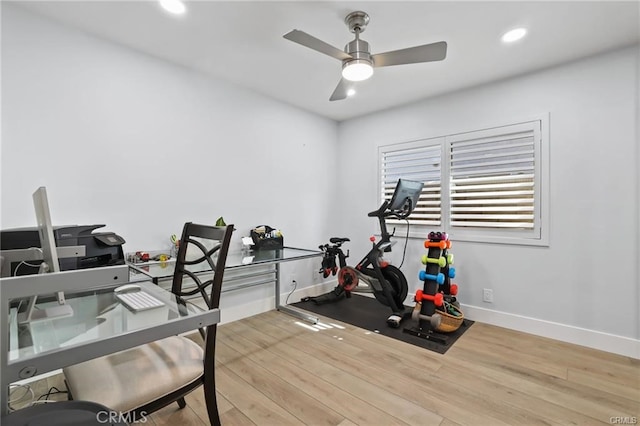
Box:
left=310, top=179, right=424, bottom=328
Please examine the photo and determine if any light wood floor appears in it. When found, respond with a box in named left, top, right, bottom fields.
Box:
left=13, top=310, right=639, bottom=425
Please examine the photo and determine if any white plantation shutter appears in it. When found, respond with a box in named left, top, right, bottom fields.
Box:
left=378, top=118, right=547, bottom=245
left=379, top=140, right=442, bottom=226
left=448, top=122, right=540, bottom=234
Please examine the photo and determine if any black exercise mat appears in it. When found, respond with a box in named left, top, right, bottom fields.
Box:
left=292, top=294, right=473, bottom=354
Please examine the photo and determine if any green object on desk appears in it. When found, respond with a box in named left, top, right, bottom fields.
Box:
left=215, top=217, right=226, bottom=226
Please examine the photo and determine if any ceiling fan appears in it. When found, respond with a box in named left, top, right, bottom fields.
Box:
left=283, top=11, right=447, bottom=101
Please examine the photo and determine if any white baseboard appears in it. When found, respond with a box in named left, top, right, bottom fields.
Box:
left=462, top=304, right=640, bottom=359
left=219, top=280, right=338, bottom=325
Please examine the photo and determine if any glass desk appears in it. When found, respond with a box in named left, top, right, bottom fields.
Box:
left=129, top=247, right=323, bottom=324
left=1, top=267, right=219, bottom=417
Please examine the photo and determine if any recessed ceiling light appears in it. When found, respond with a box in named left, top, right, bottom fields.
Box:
left=347, top=88, right=356, bottom=97
left=159, top=0, right=186, bottom=15
left=501, top=28, right=527, bottom=43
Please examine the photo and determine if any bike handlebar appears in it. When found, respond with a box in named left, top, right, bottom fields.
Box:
left=368, top=199, right=413, bottom=220
left=368, top=200, right=389, bottom=217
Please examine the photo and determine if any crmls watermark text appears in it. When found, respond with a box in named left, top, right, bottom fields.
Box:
left=96, top=410, right=148, bottom=424
left=610, top=417, right=638, bottom=424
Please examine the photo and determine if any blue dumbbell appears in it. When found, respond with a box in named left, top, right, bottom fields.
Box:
left=448, top=267, right=456, bottom=279
left=419, top=270, right=445, bottom=284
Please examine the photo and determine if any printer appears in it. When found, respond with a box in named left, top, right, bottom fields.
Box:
left=0, top=224, right=125, bottom=276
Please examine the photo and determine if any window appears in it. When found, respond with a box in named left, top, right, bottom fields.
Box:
left=379, top=118, right=548, bottom=246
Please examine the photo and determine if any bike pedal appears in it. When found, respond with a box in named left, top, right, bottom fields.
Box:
left=386, top=314, right=402, bottom=328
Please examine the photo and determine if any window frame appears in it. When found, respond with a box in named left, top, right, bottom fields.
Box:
left=378, top=115, right=550, bottom=247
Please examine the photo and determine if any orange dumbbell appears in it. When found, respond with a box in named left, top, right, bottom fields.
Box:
left=424, top=240, right=451, bottom=250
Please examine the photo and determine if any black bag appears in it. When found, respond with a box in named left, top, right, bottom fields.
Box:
left=301, top=285, right=346, bottom=305
left=250, top=225, right=284, bottom=250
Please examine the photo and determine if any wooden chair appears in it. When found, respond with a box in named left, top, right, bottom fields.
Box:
left=63, top=223, right=234, bottom=426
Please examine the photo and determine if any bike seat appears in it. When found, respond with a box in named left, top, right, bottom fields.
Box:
left=329, top=237, right=350, bottom=244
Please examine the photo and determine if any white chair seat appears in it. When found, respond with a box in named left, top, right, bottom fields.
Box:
left=63, top=336, right=204, bottom=413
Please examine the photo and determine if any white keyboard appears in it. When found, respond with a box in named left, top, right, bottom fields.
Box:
left=116, top=290, right=165, bottom=312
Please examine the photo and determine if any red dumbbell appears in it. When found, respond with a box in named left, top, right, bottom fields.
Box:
left=450, top=283, right=458, bottom=295
left=415, top=289, right=444, bottom=307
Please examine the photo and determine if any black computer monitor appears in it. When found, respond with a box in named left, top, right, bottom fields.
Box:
left=387, top=179, right=424, bottom=216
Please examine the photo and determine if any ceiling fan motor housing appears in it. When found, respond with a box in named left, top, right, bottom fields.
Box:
left=343, top=38, right=372, bottom=64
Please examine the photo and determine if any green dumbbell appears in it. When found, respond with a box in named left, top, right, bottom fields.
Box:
left=447, top=253, right=454, bottom=265
left=421, top=254, right=446, bottom=268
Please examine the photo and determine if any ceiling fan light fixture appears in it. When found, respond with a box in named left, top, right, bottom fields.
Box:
left=159, top=0, right=186, bottom=15
left=342, top=60, right=373, bottom=82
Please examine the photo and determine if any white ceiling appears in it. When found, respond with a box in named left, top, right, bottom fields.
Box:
left=13, top=1, right=640, bottom=121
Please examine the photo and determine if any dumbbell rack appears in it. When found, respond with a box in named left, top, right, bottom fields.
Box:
left=403, top=231, right=459, bottom=344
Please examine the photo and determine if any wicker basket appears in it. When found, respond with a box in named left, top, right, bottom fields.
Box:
left=435, top=304, right=464, bottom=333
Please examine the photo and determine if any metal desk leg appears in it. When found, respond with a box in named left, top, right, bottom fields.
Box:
left=274, top=264, right=318, bottom=324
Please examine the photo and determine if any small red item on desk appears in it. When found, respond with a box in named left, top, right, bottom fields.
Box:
left=136, top=252, right=150, bottom=262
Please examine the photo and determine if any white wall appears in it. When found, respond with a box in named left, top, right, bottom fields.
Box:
left=0, top=5, right=336, bottom=312
left=336, top=47, right=639, bottom=353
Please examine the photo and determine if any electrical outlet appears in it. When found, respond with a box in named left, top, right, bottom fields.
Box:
left=483, top=288, right=493, bottom=303
left=290, top=273, right=297, bottom=286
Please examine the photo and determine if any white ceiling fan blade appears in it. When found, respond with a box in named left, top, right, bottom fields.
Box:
left=284, top=30, right=353, bottom=61
left=372, top=41, right=447, bottom=67
left=329, top=78, right=353, bottom=101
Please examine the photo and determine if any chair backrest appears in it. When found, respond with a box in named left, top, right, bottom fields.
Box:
left=171, top=223, right=234, bottom=310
